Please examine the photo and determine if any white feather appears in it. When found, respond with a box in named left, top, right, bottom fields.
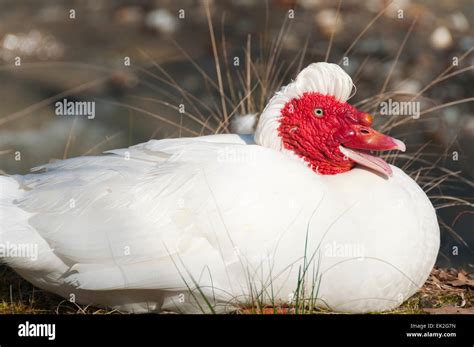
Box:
left=230, top=113, right=258, bottom=135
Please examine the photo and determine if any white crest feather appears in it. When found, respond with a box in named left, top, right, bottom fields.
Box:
left=254, top=62, right=355, bottom=150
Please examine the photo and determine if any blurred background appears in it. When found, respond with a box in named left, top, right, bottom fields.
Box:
left=0, top=0, right=472, bottom=268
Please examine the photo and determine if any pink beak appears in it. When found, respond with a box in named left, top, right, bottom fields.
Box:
left=343, top=125, right=406, bottom=152
left=339, top=123, right=406, bottom=177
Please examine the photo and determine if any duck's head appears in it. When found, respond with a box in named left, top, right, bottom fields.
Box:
left=254, top=62, right=405, bottom=177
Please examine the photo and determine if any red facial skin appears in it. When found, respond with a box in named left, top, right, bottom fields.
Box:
left=278, top=92, right=375, bottom=175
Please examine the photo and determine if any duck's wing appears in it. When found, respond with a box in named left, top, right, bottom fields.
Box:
left=7, top=134, right=310, bottom=296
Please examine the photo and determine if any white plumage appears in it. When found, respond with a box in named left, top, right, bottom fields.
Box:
left=0, top=63, right=439, bottom=313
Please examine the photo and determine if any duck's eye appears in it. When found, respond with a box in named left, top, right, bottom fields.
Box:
left=313, top=108, right=324, bottom=117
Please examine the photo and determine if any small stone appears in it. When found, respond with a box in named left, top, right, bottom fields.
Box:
left=449, top=12, right=469, bottom=32
left=430, top=26, right=453, bottom=50
left=315, top=9, right=343, bottom=37
left=395, top=79, right=421, bottom=94
left=145, top=9, right=178, bottom=34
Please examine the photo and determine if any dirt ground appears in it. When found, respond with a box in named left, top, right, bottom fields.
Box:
left=0, top=266, right=472, bottom=314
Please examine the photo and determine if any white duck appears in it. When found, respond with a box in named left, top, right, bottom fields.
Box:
left=0, top=63, right=439, bottom=313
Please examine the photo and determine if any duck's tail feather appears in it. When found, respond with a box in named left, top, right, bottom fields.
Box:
left=230, top=113, right=258, bottom=135
left=0, top=175, right=23, bottom=249
left=0, top=176, right=67, bottom=276
left=0, top=175, right=34, bottom=268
